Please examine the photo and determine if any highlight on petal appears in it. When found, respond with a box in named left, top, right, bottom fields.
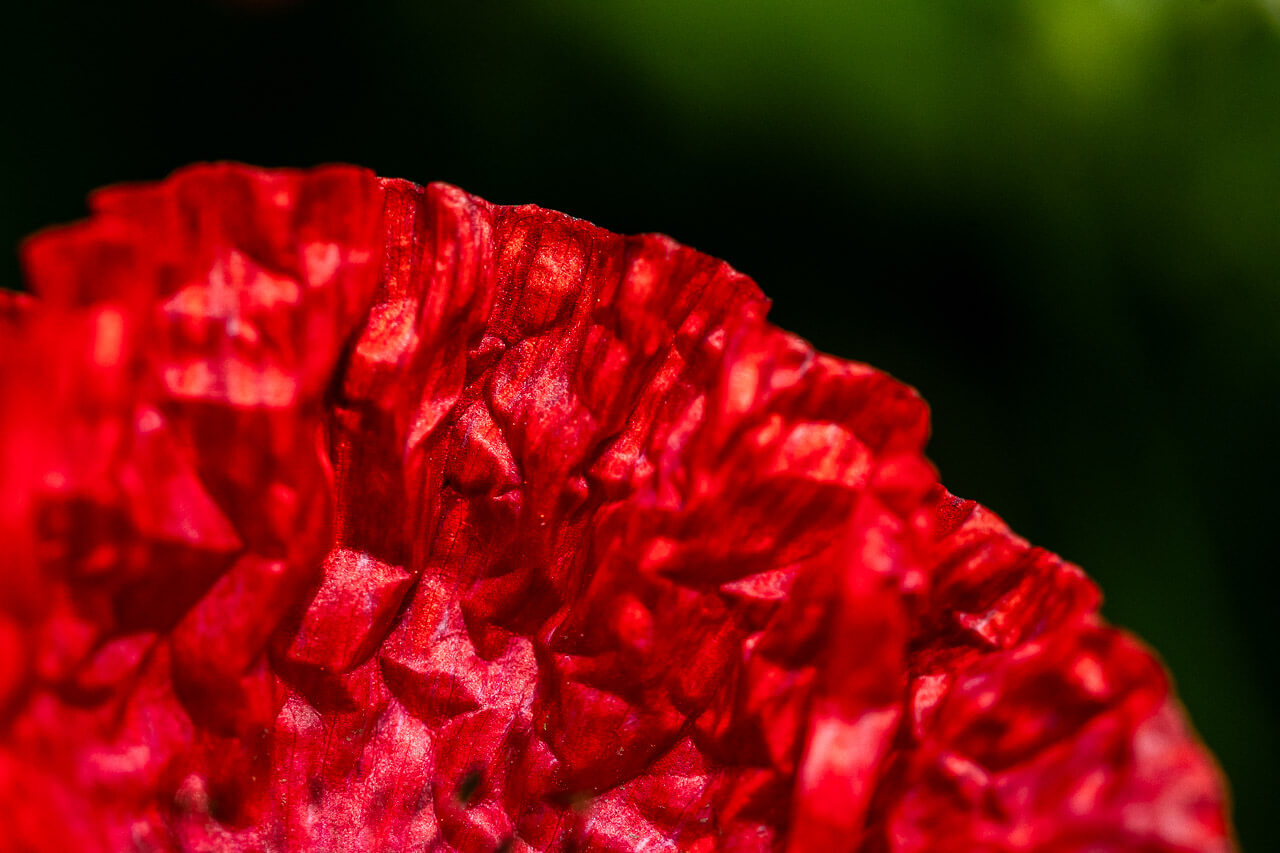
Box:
left=0, top=164, right=1233, bottom=851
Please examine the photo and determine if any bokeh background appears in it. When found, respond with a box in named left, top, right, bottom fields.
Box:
left=4, top=1, right=1277, bottom=847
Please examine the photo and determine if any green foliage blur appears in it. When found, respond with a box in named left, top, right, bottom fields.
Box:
left=3, top=0, right=1277, bottom=847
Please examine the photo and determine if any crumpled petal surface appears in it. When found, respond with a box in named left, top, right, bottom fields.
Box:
left=0, top=164, right=1232, bottom=852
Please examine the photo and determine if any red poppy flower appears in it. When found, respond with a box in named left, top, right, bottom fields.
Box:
left=0, top=164, right=1232, bottom=851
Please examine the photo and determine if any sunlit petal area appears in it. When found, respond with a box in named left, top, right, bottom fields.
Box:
left=0, top=165, right=1234, bottom=851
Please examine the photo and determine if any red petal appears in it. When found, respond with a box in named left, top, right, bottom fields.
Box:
left=0, top=165, right=1233, bottom=851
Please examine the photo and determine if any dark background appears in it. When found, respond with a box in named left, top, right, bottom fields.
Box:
left=4, top=1, right=1277, bottom=848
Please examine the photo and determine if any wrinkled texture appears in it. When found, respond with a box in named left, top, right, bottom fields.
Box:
left=0, top=164, right=1232, bottom=852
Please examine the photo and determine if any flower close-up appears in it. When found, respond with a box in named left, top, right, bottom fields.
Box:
left=0, top=164, right=1234, bottom=851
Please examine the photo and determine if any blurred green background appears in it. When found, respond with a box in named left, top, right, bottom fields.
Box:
left=3, top=0, right=1277, bottom=847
